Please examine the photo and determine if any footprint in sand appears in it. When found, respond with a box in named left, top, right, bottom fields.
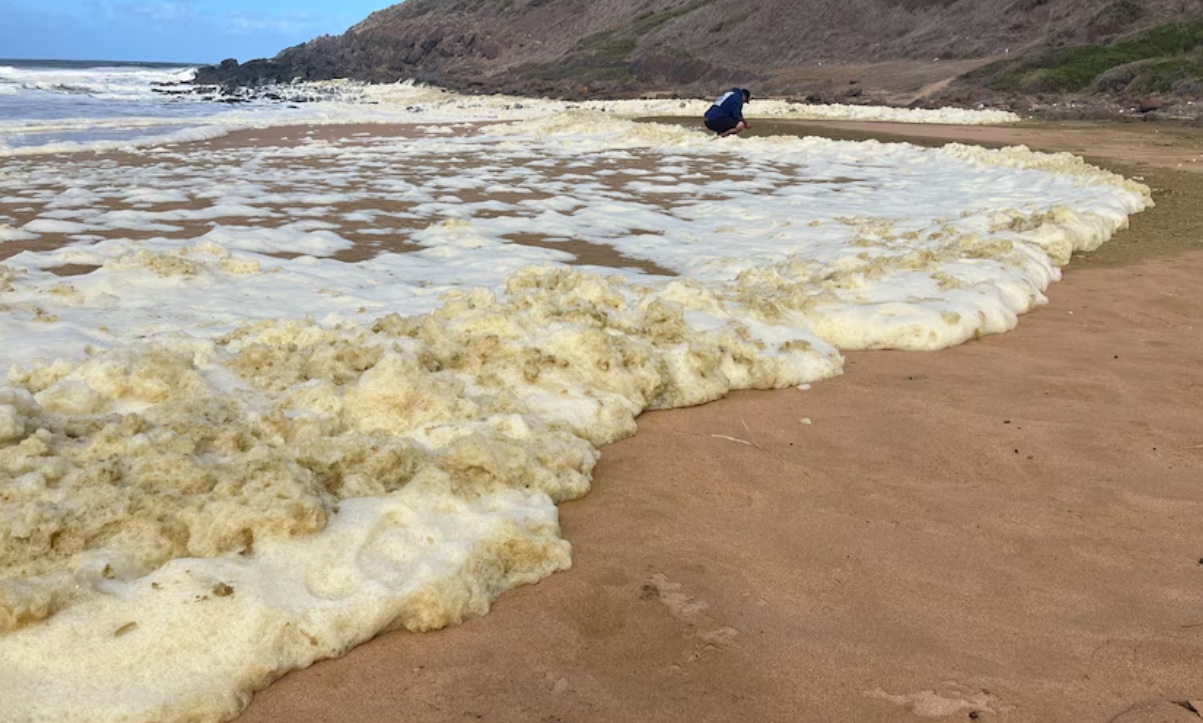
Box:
left=1109, top=699, right=1203, bottom=722
left=866, top=686, right=1003, bottom=717
left=642, top=573, right=741, bottom=659
left=641, top=573, right=709, bottom=619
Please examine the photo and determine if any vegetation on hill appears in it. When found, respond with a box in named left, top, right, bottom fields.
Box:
left=972, top=21, right=1203, bottom=97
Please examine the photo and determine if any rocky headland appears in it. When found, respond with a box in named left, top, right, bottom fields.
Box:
left=191, top=0, right=1203, bottom=119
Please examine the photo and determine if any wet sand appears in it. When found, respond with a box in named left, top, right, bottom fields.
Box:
left=0, top=123, right=680, bottom=276
left=218, top=118, right=1203, bottom=723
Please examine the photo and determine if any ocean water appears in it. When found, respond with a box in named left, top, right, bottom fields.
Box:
left=0, top=59, right=219, bottom=148
left=0, top=62, right=1151, bottom=722
left=0, top=58, right=381, bottom=152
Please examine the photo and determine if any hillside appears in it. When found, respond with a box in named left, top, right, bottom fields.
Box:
left=195, top=0, right=1203, bottom=112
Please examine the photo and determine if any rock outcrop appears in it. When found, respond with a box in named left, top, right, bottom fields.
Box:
left=194, top=0, right=1203, bottom=109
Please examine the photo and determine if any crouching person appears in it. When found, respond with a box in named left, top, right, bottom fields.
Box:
left=704, top=87, right=751, bottom=137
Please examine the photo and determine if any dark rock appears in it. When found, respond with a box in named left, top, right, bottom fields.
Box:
left=1138, top=97, right=1164, bottom=113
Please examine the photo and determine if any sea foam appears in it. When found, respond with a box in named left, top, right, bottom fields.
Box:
left=0, top=78, right=1020, bottom=157
left=0, top=108, right=1149, bottom=722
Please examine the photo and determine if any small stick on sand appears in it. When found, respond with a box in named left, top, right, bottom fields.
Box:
left=740, top=420, right=762, bottom=450
left=709, top=434, right=754, bottom=446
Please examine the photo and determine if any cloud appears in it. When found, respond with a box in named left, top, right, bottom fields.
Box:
left=224, top=10, right=323, bottom=37
left=120, top=0, right=195, bottom=23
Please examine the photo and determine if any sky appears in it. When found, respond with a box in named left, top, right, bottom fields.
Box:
left=0, top=0, right=395, bottom=64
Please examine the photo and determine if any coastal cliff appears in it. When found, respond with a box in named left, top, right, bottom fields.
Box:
left=195, top=0, right=1203, bottom=112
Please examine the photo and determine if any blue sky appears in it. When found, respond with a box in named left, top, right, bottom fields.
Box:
left=0, top=0, right=394, bottom=63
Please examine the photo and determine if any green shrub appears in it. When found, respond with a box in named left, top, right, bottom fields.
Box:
left=988, top=20, right=1203, bottom=93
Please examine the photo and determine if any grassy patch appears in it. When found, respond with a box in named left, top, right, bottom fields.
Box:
left=577, top=30, right=639, bottom=62
left=562, top=0, right=716, bottom=86
left=576, top=0, right=716, bottom=58
left=406, top=0, right=513, bottom=13
left=987, top=21, right=1203, bottom=93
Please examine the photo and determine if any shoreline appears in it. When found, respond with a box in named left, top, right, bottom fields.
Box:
left=2, top=115, right=1198, bottom=722
left=226, top=118, right=1203, bottom=723
left=654, top=116, right=1203, bottom=272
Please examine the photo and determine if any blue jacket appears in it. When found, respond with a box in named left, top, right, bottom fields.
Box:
left=705, top=88, right=746, bottom=122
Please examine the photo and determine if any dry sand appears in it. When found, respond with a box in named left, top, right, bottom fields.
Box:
left=223, top=118, right=1203, bottom=723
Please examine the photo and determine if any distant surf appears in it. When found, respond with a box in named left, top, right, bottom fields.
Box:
left=0, top=58, right=369, bottom=151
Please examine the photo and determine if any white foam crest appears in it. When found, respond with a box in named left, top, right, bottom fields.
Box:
left=0, top=64, right=196, bottom=100
left=0, top=225, right=38, bottom=242
left=360, top=82, right=1021, bottom=125
left=574, top=96, right=1020, bottom=124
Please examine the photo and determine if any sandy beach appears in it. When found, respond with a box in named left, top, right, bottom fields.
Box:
left=217, top=119, right=1203, bottom=723
left=1, top=110, right=1198, bottom=723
